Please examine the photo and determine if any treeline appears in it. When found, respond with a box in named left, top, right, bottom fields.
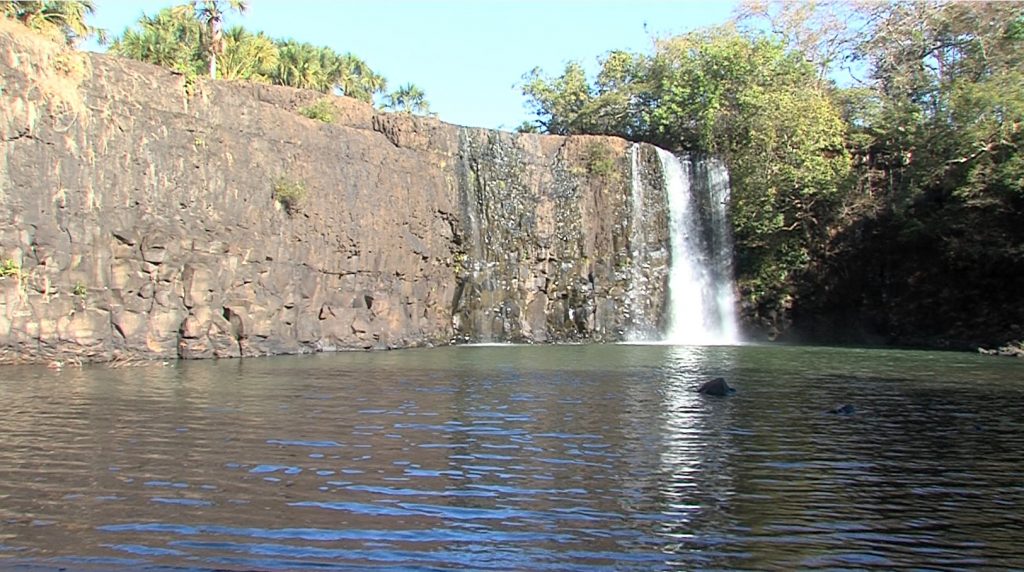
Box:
left=6, top=1, right=1021, bottom=347
left=521, top=1, right=1024, bottom=348
left=2, top=0, right=431, bottom=114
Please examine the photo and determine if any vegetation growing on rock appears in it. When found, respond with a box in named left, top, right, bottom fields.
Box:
left=582, top=140, right=618, bottom=180
left=272, top=177, right=306, bottom=214
left=298, top=98, right=335, bottom=123
left=521, top=0, right=1024, bottom=348
left=0, top=259, right=21, bottom=279
left=1, top=0, right=103, bottom=45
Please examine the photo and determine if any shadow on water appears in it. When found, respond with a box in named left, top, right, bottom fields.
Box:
left=0, top=344, right=1021, bottom=570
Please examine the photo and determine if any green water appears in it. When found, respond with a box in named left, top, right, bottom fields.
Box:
left=0, top=344, right=1021, bottom=570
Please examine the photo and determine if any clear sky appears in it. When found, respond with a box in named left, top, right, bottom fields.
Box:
left=86, top=1, right=737, bottom=131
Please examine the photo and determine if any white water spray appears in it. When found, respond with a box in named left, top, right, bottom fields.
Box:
left=657, top=149, right=740, bottom=345
left=626, top=144, right=651, bottom=336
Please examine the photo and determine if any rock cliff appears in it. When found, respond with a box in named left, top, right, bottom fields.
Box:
left=0, top=23, right=671, bottom=364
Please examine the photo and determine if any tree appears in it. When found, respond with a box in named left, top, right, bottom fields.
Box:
left=851, top=1, right=1024, bottom=203
left=383, top=83, right=431, bottom=115
left=515, top=120, right=540, bottom=134
left=108, top=3, right=392, bottom=99
left=267, top=42, right=389, bottom=100
left=2, top=0, right=104, bottom=45
left=520, top=62, right=596, bottom=135
left=270, top=40, right=333, bottom=91
left=110, top=7, right=204, bottom=76
left=188, top=0, right=248, bottom=79
left=336, top=52, right=387, bottom=103
left=756, top=0, right=1024, bottom=346
left=654, top=28, right=849, bottom=309
left=218, top=26, right=277, bottom=82
left=733, top=0, right=863, bottom=82
left=521, top=26, right=850, bottom=318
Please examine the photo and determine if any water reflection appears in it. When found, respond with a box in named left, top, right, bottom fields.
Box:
left=0, top=345, right=1021, bottom=570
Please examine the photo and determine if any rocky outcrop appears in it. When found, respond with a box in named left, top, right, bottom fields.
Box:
left=0, top=23, right=672, bottom=364
left=697, top=377, right=735, bottom=397
left=978, top=341, right=1024, bottom=358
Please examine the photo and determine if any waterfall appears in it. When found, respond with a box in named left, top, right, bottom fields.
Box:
left=656, top=148, right=740, bottom=345
left=626, top=144, right=651, bottom=338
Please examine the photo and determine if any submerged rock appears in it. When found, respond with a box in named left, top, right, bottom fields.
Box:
left=697, top=377, right=735, bottom=397
left=829, top=403, right=856, bottom=415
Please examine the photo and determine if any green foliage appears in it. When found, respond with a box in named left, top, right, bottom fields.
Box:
left=383, top=82, right=432, bottom=115
left=452, top=251, right=468, bottom=276
left=110, top=6, right=389, bottom=101
left=272, top=177, right=306, bottom=214
left=188, top=0, right=248, bottom=79
left=0, top=258, right=21, bottom=278
left=520, top=51, right=648, bottom=137
left=335, top=52, right=387, bottom=103
left=218, top=26, right=277, bottom=82
left=521, top=62, right=593, bottom=135
left=849, top=1, right=1024, bottom=206
left=110, top=7, right=206, bottom=77
left=582, top=141, right=617, bottom=179
left=1, top=0, right=105, bottom=45
left=180, top=65, right=202, bottom=98
left=271, top=40, right=334, bottom=91
left=299, top=98, right=335, bottom=123
left=515, top=121, right=540, bottom=134
left=72, top=281, right=87, bottom=297
left=521, top=25, right=851, bottom=320
left=729, top=0, right=1024, bottom=343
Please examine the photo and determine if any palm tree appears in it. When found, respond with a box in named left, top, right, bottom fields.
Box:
left=336, top=53, right=387, bottom=103
left=384, top=83, right=431, bottom=115
left=110, top=7, right=204, bottom=75
left=315, top=45, right=343, bottom=90
left=189, top=0, right=248, bottom=79
left=218, top=27, right=278, bottom=82
left=2, top=0, right=104, bottom=45
left=271, top=40, right=332, bottom=91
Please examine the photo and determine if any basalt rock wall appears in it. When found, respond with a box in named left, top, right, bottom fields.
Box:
left=0, top=23, right=671, bottom=364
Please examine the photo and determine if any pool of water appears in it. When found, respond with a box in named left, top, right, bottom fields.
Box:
left=0, top=344, right=1022, bottom=570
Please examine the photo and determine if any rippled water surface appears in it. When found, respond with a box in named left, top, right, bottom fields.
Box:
left=1, top=344, right=1022, bottom=570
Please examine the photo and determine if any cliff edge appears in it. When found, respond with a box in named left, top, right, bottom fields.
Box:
left=0, top=22, right=672, bottom=364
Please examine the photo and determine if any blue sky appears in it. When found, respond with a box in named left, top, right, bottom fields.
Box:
left=86, top=1, right=737, bottom=130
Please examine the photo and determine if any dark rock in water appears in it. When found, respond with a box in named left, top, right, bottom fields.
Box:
left=829, top=403, right=856, bottom=415
left=697, top=377, right=735, bottom=397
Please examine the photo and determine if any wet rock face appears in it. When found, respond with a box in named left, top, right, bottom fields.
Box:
left=0, top=25, right=670, bottom=364
left=450, top=133, right=670, bottom=344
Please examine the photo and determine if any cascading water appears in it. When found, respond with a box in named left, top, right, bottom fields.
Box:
left=656, top=148, right=740, bottom=345
left=626, top=144, right=651, bottom=336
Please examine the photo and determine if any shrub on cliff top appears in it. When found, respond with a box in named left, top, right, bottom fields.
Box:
left=299, top=98, right=335, bottom=123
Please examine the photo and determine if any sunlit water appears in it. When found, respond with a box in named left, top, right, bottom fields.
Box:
left=1, top=345, right=1022, bottom=571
